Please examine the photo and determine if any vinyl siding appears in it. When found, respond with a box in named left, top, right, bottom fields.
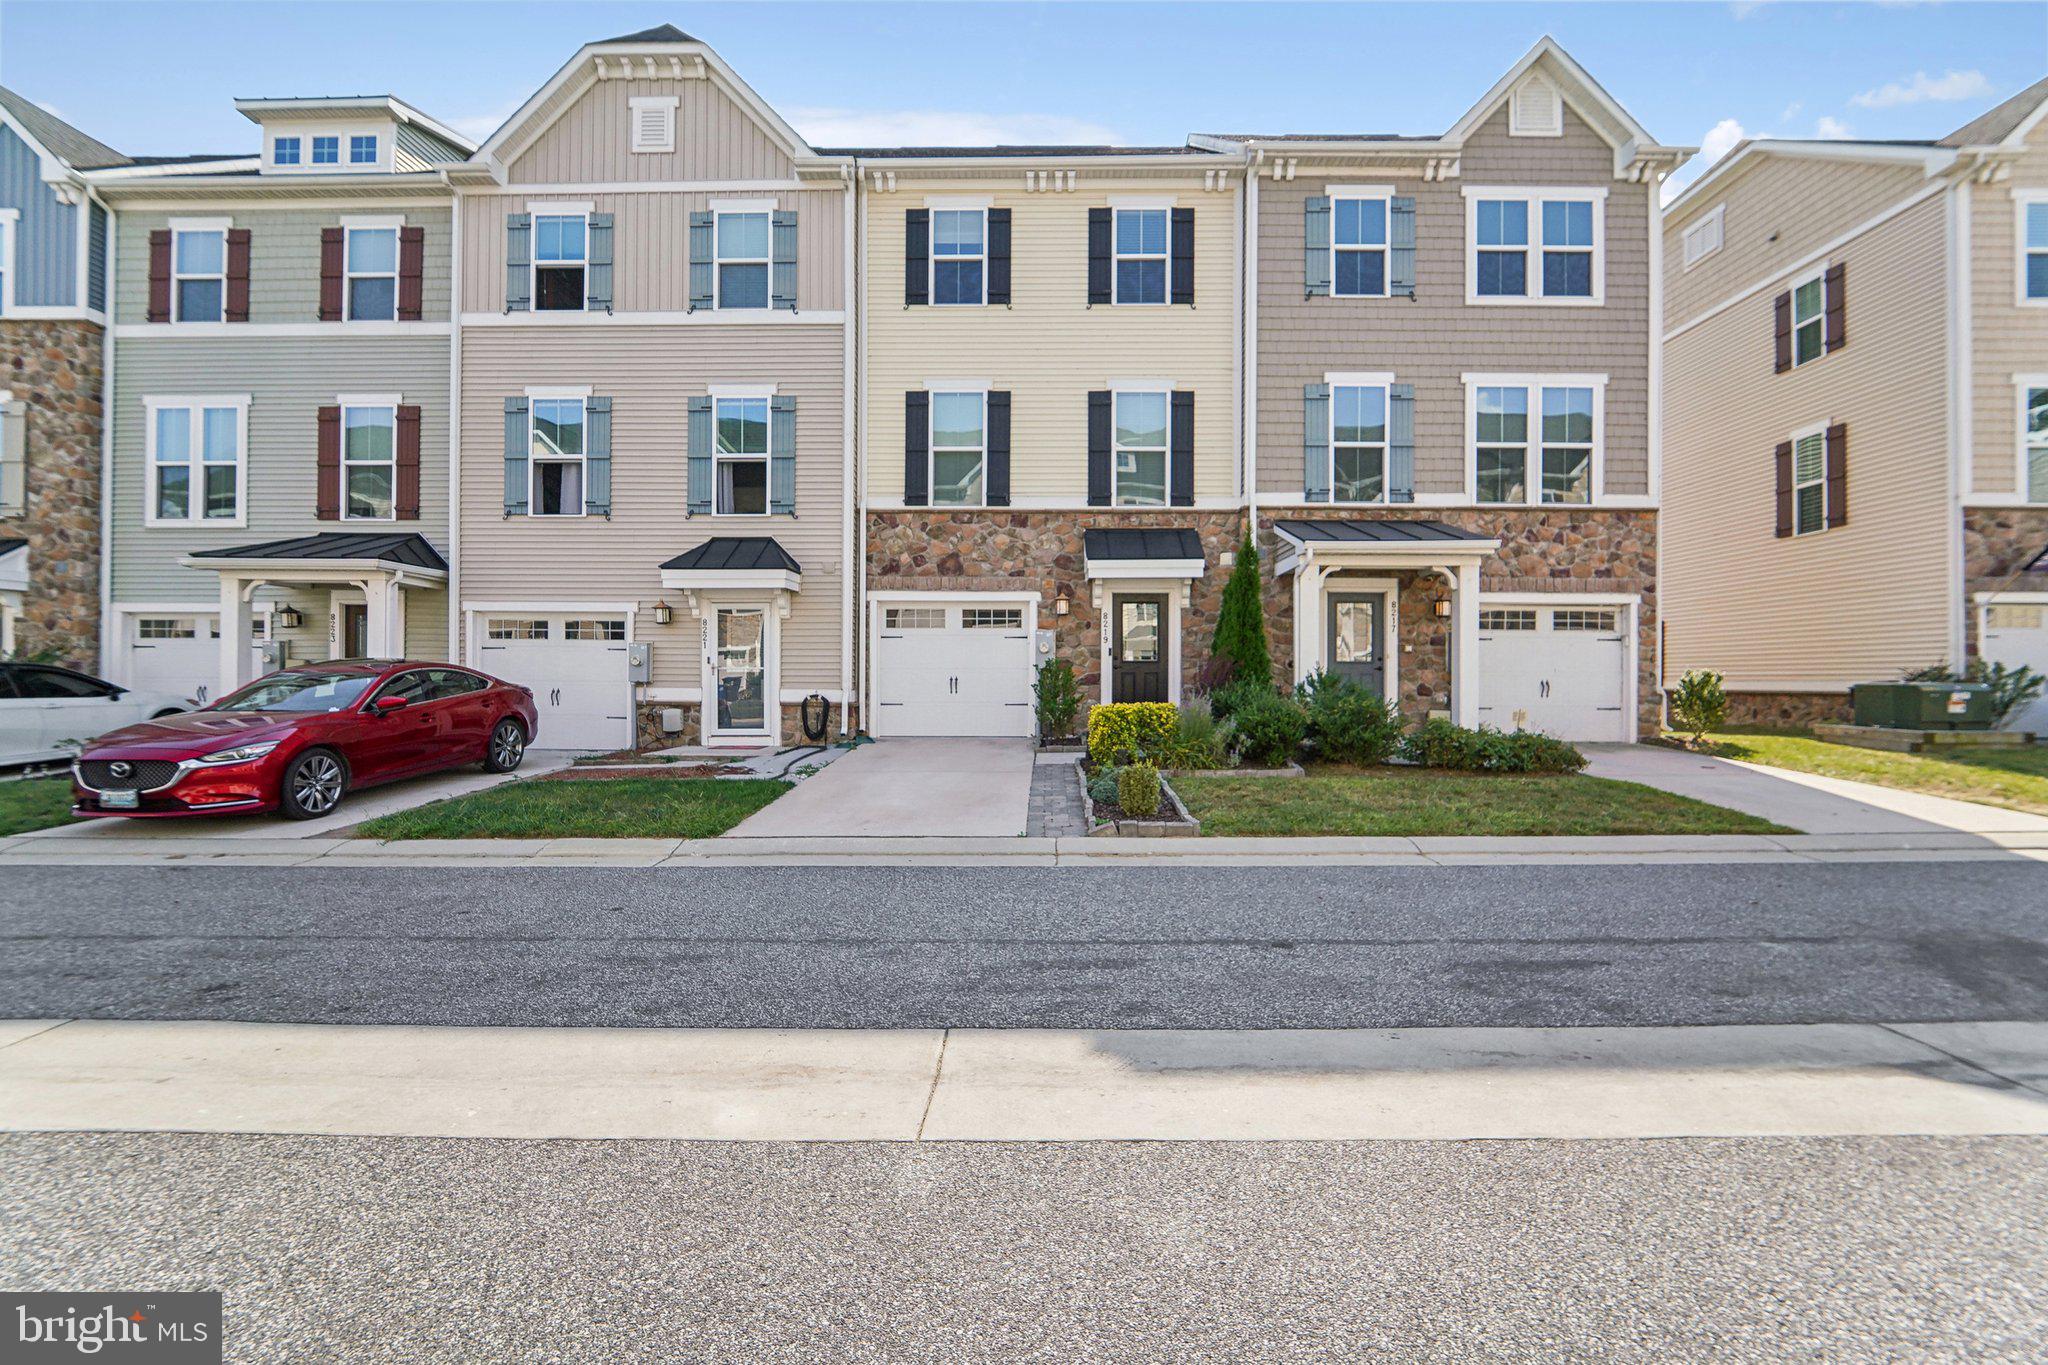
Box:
left=458, top=325, right=847, bottom=692
left=459, top=187, right=844, bottom=313
left=1968, top=127, right=2048, bottom=497
left=1257, top=104, right=1653, bottom=500
left=0, top=121, right=77, bottom=309
left=1661, top=192, right=1951, bottom=688
left=508, top=77, right=795, bottom=185
left=864, top=176, right=1239, bottom=503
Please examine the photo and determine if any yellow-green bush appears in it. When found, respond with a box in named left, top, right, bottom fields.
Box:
left=1086, top=702, right=1179, bottom=766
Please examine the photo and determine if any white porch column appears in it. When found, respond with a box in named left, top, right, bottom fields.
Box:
left=217, top=575, right=255, bottom=698
left=359, top=577, right=400, bottom=658
left=1290, top=560, right=1316, bottom=686
left=1451, top=560, right=1482, bottom=727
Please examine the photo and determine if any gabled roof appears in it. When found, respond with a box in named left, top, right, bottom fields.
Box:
left=232, top=95, right=476, bottom=156
left=660, top=537, right=801, bottom=573
left=0, top=83, right=127, bottom=170
left=1942, top=72, right=2048, bottom=149
left=601, top=23, right=697, bottom=44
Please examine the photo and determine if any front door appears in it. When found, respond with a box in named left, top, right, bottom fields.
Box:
left=341, top=603, right=369, bottom=659
left=1327, top=593, right=1385, bottom=697
left=1112, top=595, right=1168, bottom=703
left=712, top=607, right=769, bottom=740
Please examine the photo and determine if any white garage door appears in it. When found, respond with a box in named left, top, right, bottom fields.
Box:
left=476, top=615, right=631, bottom=751
left=1982, top=601, right=2048, bottom=735
left=1477, top=603, right=1632, bottom=742
left=127, top=614, right=268, bottom=707
left=871, top=601, right=1035, bottom=737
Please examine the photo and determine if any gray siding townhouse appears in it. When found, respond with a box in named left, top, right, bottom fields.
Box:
left=449, top=25, right=853, bottom=749
left=1200, top=39, right=1688, bottom=739
left=90, top=97, right=470, bottom=703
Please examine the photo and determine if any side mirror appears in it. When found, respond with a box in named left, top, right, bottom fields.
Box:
left=371, top=695, right=411, bottom=713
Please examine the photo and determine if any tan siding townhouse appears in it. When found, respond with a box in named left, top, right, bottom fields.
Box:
left=1662, top=75, right=2048, bottom=735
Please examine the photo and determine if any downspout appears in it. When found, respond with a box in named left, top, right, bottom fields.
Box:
left=840, top=162, right=856, bottom=735
left=1946, top=174, right=1971, bottom=667
left=855, top=161, right=871, bottom=736
left=1243, top=149, right=1261, bottom=540
left=96, top=190, right=116, bottom=677
left=445, top=173, right=463, bottom=662
left=1647, top=164, right=1664, bottom=727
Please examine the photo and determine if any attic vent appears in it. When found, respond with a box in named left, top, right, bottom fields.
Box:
left=629, top=95, right=678, bottom=153
left=1510, top=74, right=1563, bottom=137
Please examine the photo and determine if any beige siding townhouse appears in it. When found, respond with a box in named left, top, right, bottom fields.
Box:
left=1202, top=39, right=1687, bottom=740
left=1662, top=75, right=2048, bottom=734
left=449, top=25, right=854, bottom=749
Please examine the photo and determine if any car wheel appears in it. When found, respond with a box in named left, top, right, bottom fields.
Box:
left=483, top=718, right=528, bottom=773
left=279, top=748, right=348, bottom=820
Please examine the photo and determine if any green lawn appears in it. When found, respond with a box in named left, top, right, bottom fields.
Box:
left=0, top=776, right=76, bottom=837
left=1703, top=730, right=2048, bottom=817
left=1173, top=768, right=1790, bottom=837
left=356, top=777, right=789, bottom=840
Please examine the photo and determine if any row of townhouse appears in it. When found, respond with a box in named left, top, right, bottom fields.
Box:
left=2, top=24, right=2035, bottom=749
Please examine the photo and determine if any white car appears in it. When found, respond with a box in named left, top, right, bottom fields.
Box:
left=0, top=663, right=194, bottom=768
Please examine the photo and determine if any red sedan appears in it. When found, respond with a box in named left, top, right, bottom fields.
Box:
left=72, top=661, right=539, bottom=821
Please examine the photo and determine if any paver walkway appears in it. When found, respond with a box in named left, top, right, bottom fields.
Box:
left=726, top=738, right=1035, bottom=838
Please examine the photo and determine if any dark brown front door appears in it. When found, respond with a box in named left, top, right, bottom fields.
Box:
left=1112, top=595, right=1168, bottom=703
left=341, top=604, right=369, bottom=659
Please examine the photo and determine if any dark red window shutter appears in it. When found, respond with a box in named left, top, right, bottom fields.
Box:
left=398, top=226, right=426, bottom=321
left=224, top=228, right=252, bottom=322
left=396, top=406, right=422, bottom=520
left=318, top=228, right=345, bottom=321
left=1824, top=422, right=1848, bottom=528
left=147, top=230, right=172, bottom=322
left=1773, top=441, right=1793, bottom=538
left=1823, top=262, right=1846, bottom=353
left=316, top=406, right=341, bottom=520
left=1772, top=291, right=1792, bottom=374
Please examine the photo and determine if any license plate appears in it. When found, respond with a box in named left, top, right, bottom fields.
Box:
left=101, top=789, right=139, bottom=809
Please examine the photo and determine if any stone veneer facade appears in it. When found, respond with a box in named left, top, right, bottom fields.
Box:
left=0, top=320, right=102, bottom=671
left=633, top=699, right=838, bottom=749
left=1719, top=691, right=1854, bottom=728
left=1963, top=507, right=2048, bottom=657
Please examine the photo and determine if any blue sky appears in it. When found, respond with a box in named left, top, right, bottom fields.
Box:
left=2, top=1, right=2043, bottom=197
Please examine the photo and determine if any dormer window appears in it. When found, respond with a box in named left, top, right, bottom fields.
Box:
left=312, top=136, right=339, bottom=166
left=350, top=135, right=377, bottom=165
left=533, top=213, right=587, bottom=311
left=273, top=136, right=301, bottom=166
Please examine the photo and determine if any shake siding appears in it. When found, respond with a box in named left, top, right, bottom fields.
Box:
left=114, top=206, right=454, bottom=325
left=457, top=326, right=846, bottom=692
left=0, top=122, right=78, bottom=308
left=1968, top=128, right=2048, bottom=497
left=1661, top=193, right=1951, bottom=688
left=508, top=78, right=794, bottom=184
left=459, top=188, right=843, bottom=312
left=864, top=178, right=1238, bottom=503
left=1257, top=106, right=1652, bottom=500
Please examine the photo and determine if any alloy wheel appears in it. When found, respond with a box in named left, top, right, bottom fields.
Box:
left=491, top=723, right=526, bottom=768
left=293, top=754, right=345, bottom=814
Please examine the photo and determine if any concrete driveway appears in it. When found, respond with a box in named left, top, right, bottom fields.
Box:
left=726, top=738, right=1034, bottom=838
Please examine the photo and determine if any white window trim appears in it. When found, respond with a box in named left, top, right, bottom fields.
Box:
left=1681, top=204, right=1724, bottom=271
left=712, top=394, right=772, bottom=518
left=1461, top=373, right=1608, bottom=507
left=1328, top=187, right=1394, bottom=300
left=340, top=216, right=403, bottom=323
left=1789, top=263, right=1827, bottom=368
left=1326, top=371, right=1397, bottom=507
left=529, top=208, right=590, bottom=313
left=1789, top=420, right=1830, bottom=536
left=712, top=203, right=774, bottom=311
left=1111, top=206, right=1171, bottom=307
left=1111, top=387, right=1172, bottom=507
left=929, top=205, right=987, bottom=308
left=703, top=599, right=780, bottom=745
left=0, top=209, right=16, bottom=317
left=2014, top=190, right=2048, bottom=308
left=2016, top=373, right=2048, bottom=504
left=271, top=134, right=301, bottom=167
left=167, top=217, right=231, bottom=325
left=628, top=95, right=679, bottom=154
left=527, top=394, right=588, bottom=520
left=142, top=395, right=250, bottom=529
left=337, top=396, right=400, bottom=524
left=348, top=133, right=379, bottom=167
left=1463, top=187, right=1606, bottom=306
left=706, top=383, right=778, bottom=400
left=928, top=389, right=988, bottom=511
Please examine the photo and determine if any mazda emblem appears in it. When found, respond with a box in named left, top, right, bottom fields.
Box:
left=109, top=762, right=133, bottom=779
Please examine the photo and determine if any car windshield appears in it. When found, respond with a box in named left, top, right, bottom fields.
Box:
left=213, top=672, right=376, bottom=713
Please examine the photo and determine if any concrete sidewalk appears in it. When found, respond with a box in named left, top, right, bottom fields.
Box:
left=3, top=1018, right=2042, bottom=1142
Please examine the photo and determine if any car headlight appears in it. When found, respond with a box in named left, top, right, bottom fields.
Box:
left=192, top=741, right=281, bottom=767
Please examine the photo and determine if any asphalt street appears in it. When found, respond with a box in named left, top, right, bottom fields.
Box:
left=1, top=861, right=2044, bottom=1028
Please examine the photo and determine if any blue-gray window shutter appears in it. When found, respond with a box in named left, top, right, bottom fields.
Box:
left=904, top=209, right=929, bottom=306
left=1389, top=197, right=1417, bottom=299
left=770, top=395, right=797, bottom=513
left=1170, top=391, right=1195, bottom=506
left=986, top=390, right=1011, bottom=506
left=1303, top=197, right=1331, bottom=298
left=585, top=213, right=614, bottom=313
left=688, top=212, right=714, bottom=312
left=904, top=391, right=929, bottom=507
left=1170, top=207, right=1194, bottom=305
left=503, top=397, right=530, bottom=515
left=985, top=209, right=1011, bottom=305
left=687, top=397, right=713, bottom=515
left=1302, top=384, right=1330, bottom=502
left=1087, top=208, right=1112, bottom=305
left=505, top=213, right=532, bottom=312
left=1388, top=383, right=1415, bottom=503
left=771, top=210, right=798, bottom=310
left=583, top=397, right=613, bottom=517
left=1087, top=390, right=1112, bottom=505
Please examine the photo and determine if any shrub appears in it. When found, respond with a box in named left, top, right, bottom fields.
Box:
left=1210, top=531, right=1271, bottom=689
left=1231, top=689, right=1309, bottom=767
left=1296, top=671, right=1404, bottom=765
left=1085, top=701, right=1179, bottom=767
left=1210, top=676, right=1275, bottom=721
left=1033, top=657, right=1081, bottom=741
left=1165, top=700, right=1229, bottom=769
left=1402, top=719, right=1585, bottom=774
left=1905, top=659, right=2046, bottom=727
left=1116, top=762, right=1162, bottom=819
left=1668, top=669, right=1727, bottom=747
left=1087, top=767, right=1123, bottom=806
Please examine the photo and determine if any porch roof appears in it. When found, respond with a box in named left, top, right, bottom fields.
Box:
left=183, top=532, right=448, bottom=576
left=1083, top=527, right=1206, bottom=580
left=1271, top=519, right=1499, bottom=575
left=659, top=536, right=802, bottom=593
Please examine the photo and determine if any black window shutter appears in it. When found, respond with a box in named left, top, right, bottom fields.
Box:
left=1087, top=208, right=1112, bottom=305
left=1170, top=207, right=1194, bottom=305
left=986, top=208, right=1012, bottom=305
left=905, top=210, right=929, bottom=307
left=986, top=391, right=1011, bottom=506
left=1087, top=390, right=1112, bottom=505
left=904, top=391, right=930, bottom=505
left=1823, top=262, right=1847, bottom=353
left=1773, top=441, right=1793, bottom=537
left=1824, top=422, right=1848, bottom=527
left=1169, top=391, right=1195, bottom=506
left=1772, top=292, right=1792, bottom=374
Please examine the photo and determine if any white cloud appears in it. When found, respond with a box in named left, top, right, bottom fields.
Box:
left=1728, top=1, right=1771, bottom=19
left=1662, top=118, right=1747, bottom=205
left=1814, top=115, right=1855, bottom=139
left=785, top=107, right=1125, bottom=148
left=1850, top=69, right=1995, bottom=109
left=1778, top=100, right=1803, bottom=124
left=447, top=104, right=520, bottom=143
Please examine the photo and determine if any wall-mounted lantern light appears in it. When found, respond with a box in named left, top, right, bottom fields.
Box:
left=652, top=601, right=674, bottom=626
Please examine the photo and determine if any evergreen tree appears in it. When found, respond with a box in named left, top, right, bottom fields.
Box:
left=1210, top=530, right=1272, bottom=687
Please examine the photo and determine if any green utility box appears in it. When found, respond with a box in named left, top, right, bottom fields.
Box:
left=1850, top=681, right=1995, bottom=730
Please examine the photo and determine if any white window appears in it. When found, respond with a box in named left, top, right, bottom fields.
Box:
left=1791, top=425, right=1828, bottom=536
left=714, top=396, right=769, bottom=516
left=1682, top=205, right=1724, bottom=269
left=2022, top=195, right=2048, bottom=303
left=1539, top=386, right=1596, bottom=505
left=340, top=403, right=396, bottom=520
left=311, top=136, right=339, bottom=165
left=715, top=210, right=771, bottom=310
left=1791, top=267, right=1826, bottom=367
left=272, top=136, right=300, bottom=166
left=532, top=213, right=587, bottom=312
left=1112, top=390, right=1169, bottom=506
left=1474, top=385, right=1529, bottom=504
left=1113, top=208, right=1168, bottom=305
left=2023, top=383, right=2047, bottom=503
left=349, top=135, right=377, bottom=165
left=1987, top=604, right=2044, bottom=630
left=1553, top=608, right=1618, bottom=632
left=145, top=398, right=246, bottom=526
left=1468, top=189, right=1603, bottom=303
left=963, top=608, right=1023, bottom=629
left=172, top=224, right=227, bottom=323
left=884, top=607, right=945, bottom=630
left=344, top=222, right=398, bottom=321
left=929, top=391, right=986, bottom=507
left=137, top=618, right=197, bottom=640
left=487, top=619, right=549, bottom=641
left=1330, top=383, right=1388, bottom=503
left=629, top=96, right=677, bottom=153
left=1479, top=609, right=1537, bottom=631
left=565, top=619, right=626, bottom=641
left=1332, top=195, right=1389, bottom=298
left=932, top=209, right=986, bottom=306
left=528, top=396, right=586, bottom=517
left=1469, top=376, right=1604, bottom=506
